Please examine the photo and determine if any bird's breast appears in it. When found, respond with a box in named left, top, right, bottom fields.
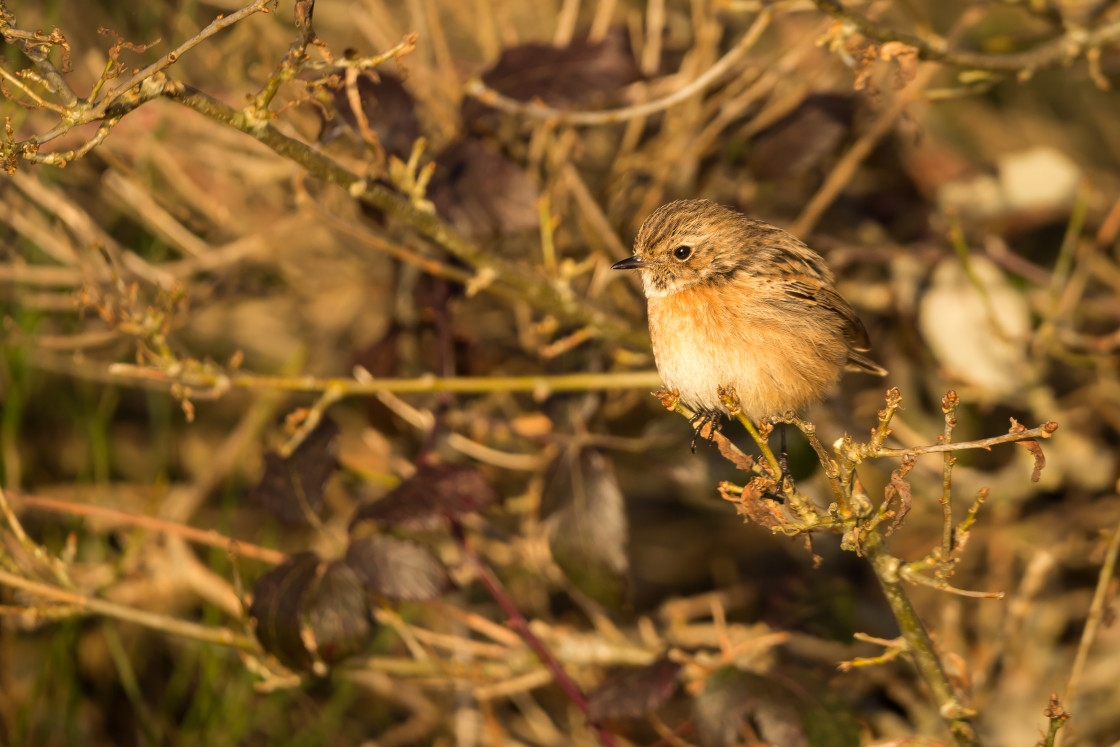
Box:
left=646, top=281, right=844, bottom=418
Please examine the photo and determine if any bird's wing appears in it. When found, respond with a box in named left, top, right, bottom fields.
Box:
left=770, top=275, right=873, bottom=352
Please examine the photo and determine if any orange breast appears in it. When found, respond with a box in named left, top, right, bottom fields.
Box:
left=647, top=281, right=845, bottom=419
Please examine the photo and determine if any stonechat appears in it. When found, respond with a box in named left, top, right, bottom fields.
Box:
left=613, top=199, right=886, bottom=431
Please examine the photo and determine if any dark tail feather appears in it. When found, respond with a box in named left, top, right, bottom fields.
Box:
left=846, top=351, right=887, bottom=377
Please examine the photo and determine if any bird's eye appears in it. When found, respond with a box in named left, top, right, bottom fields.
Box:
left=673, top=245, right=692, bottom=260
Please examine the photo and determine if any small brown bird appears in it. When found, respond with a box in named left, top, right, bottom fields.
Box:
left=613, top=200, right=885, bottom=430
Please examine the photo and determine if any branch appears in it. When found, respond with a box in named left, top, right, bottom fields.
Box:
left=0, top=3, right=78, bottom=106
left=5, top=491, right=287, bottom=565
left=861, top=532, right=980, bottom=747
left=865, top=421, right=1058, bottom=458
left=812, top=0, right=1120, bottom=75
left=159, top=84, right=647, bottom=347
left=0, top=568, right=256, bottom=651
left=93, top=362, right=663, bottom=399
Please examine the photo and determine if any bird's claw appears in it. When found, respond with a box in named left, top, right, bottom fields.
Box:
left=688, top=409, right=723, bottom=453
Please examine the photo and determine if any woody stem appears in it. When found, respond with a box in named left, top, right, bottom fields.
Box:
left=861, top=531, right=980, bottom=747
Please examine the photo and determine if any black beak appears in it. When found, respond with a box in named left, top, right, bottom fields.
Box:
left=611, top=255, right=647, bottom=270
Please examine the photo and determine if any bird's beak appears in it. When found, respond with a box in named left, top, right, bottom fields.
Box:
left=611, top=255, right=648, bottom=270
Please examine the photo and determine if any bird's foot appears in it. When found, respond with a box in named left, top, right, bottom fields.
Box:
left=688, top=408, right=723, bottom=453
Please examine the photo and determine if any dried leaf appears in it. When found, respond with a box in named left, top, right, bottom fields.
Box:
left=883, top=455, right=915, bottom=535
left=428, top=139, right=539, bottom=239
left=305, top=560, right=375, bottom=665
left=345, top=535, right=454, bottom=601
left=587, top=658, right=681, bottom=721
left=349, top=462, right=500, bottom=532
left=693, top=669, right=859, bottom=747
left=542, top=448, right=629, bottom=608
left=249, top=552, right=323, bottom=670
left=1010, top=418, right=1046, bottom=483
left=321, top=73, right=420, bottom=161
left=250, top=417, right=339, bottom=525
left=462, top=30, right=640, bottom=129
left=249, top=552, right=375, bottom=671
left=713, top=432, right=755, bottom=472
left=719, top=479, right=785, bottom=530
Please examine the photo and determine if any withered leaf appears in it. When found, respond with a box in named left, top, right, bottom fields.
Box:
left=749, top=94, right=853, bottom=181
left=542, top=448, right=629, bottom=608
left=428, top=139, right=539, bottom=239
left=587, top=658, right=681, bottom=721
left=462, top=30, right=640, bottom=128
left=249, top=552, right=375, bottom=671
left=249, top=552, right=323, bottom=670
left=349, top=462, right=500, bottom=532
left=693, top=668, right=859, bottom=747
left=320, top=72, right=420, bottom=161
left=345, top=535, right=454, bottom=601
left=304, top=560, right=375, bottom=666
left=719, top=479, right=785, bottom=530
left=250, top=417, right=340, bottom=525
left=883, top=455, right=915, bottom=535
left=1010, top=418, right=1047, bottom=483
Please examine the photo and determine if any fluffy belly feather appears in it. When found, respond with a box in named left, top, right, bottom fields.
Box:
left=647, top=283, right=846, bottom=419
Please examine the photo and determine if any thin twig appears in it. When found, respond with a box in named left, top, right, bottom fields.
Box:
left=92, top=362, right=663, bottom=398
left=866, top=421, right=1058, bottom=458
left=1058, top=515, right=1120, bottom=746
left=939, top=391, right=959, bottom=577
left=450, top=521, right=618, bottom=747
left=0, top=568, right=257, bottom=650
left=5, top=492, right=286, bottom=565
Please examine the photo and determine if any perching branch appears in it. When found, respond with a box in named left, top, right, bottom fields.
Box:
left=811, top=0, right=1120, bottom=75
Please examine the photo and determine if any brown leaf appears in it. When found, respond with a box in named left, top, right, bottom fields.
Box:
left=713, top=431, right=755, bottom=472
left=1010, top=418, right=1047, bottom=483
left=250, top=417, right=340, bottom=525
left=428, top=139, right=539, bottom=239
left=587, top=658, right=682, bottom=721
left=719, top=478, right=784, bottom=530
left=304, top=560, right=376, bottom=665
left=320, top=73, right=420, bottom=161
left=249, top=553, right=375, bottom=671
left=462, top=29, right=640, bottom=130
left=345, top=535, right=455, bottom=601
left=542, top=448, right=629, bottom=608
left=883, top=455, right=915, bottom=535
left=349, top=462, right=500, bottom=532
left=249, top=552, right=321, bottom=670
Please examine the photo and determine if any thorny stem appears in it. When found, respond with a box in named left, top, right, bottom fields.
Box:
left=449, top=520, right=618, bottom=747
left=861, top=531, right=980, bottom=747
left=693, top=387, right=1057, bottom=746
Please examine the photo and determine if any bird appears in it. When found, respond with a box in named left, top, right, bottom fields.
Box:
left=612, top=199, right=886, bottom=440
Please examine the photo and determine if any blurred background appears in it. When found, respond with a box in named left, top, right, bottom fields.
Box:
left=2, top=0, right=1120, bottom=745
